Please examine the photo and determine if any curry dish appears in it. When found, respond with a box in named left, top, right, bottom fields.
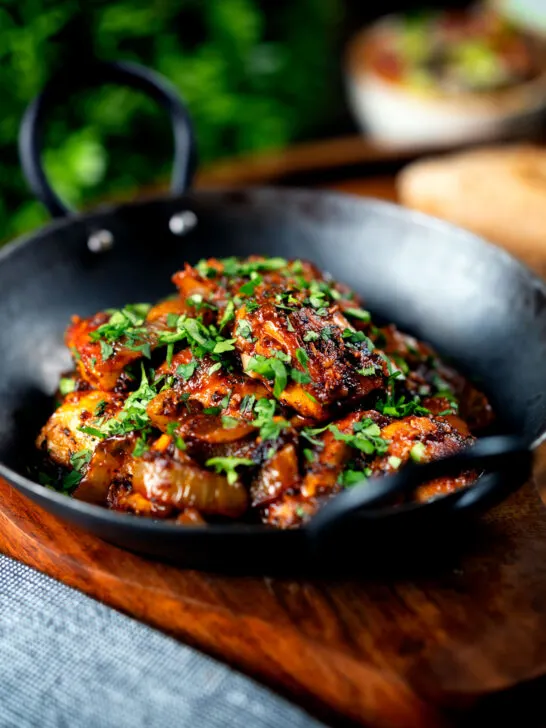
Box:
left=36, top=256, right=494, bottom=528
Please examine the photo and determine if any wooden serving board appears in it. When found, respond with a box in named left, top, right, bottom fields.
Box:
left=4, top=141, right=546, bottom=727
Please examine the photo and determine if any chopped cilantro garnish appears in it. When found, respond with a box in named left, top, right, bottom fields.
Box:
left=410, top=442, right=427, bottom=462
left=219, top=300, right=235, bottom=328
left=212, top=339, right=236, bottom=354
left=89, top=305, right=151, bottom=357
left=246, top=300, right=260, bottom=313
left=176, top=360, right=197, bottom=381
left=388, top=455, right=402, bottom=469
left=245, top=355, right=288, bottom=398
left=252, top=398, right=289, bottom=441
left=344, top=307, right=371, bottom=322
left=221, top=415, right=240, bottom=429
left=166, top=312, right=180, bottom=328
left=239, top=394, right=256, bottom=416
left=61, top=469, right=83, bottom=491
left=291, top=369, right=311, bottom=385
left=128, top=342, right=152, bottom=359
left=94, top=399, right=107, bottom=416
left=338, top=468, right=371, bottom=488
left=208, top=362, right=222, bottom=375
left=239, top=272, right=262, bottom=296
left=295, top=348, right=309, bottom=371
left=357, top=365, right=376, bottom=377
left=133, top=437, right=149, bottom=457
left=80, top=365, right=156, bottom=439
left=205, top=456, right=254, bottom=485
left=69, top=449, right=92, bottom=472
left=59, top=378, right=76, bottom=395
left=303, top=448, right=315, bottom=463
left=390, top=354, right=410, bottom=375
left=166, top=422, right=186, bottom=450
left=236, top=319, right=253, bottom=341
left=78, top=425, right=107, bottom=439
left=273, top=350, right=291, bottom=363
left=303, top=331, right=319, bottom=342
left=99, top=340, right=114, bottom=361
left=377, top=394, right=430, bottom=419
left=301, top=424, right=328, bottom=447
left=203, top=406, right=222, bottom=416
left=329, top=418, right=389, bottom=456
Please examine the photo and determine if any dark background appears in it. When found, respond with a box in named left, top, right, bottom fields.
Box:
left=1, top=0, right=473, bottom=241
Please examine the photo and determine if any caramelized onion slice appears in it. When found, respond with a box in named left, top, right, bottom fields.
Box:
left=132, top=450, right=248, bottom=518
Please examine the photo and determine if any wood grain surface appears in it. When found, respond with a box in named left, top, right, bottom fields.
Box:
left=3, top=142, right=546, bottom=727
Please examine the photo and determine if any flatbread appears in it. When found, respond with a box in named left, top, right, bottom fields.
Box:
left=397, top=145, right=546, bottom=274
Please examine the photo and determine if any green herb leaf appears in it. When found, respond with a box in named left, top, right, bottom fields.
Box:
left=236, top=319, right=253, bottom=340
left=221, top=415, right=240, bottom=429
left=338, top=468, right=371, bottom=487
left=59, top=378, right=76, bottom=395
left=290, top=368, right=311, bottom=385
left=239, top=272, right=262, bottom=296
left=78, top=425, right=107, bottom=439
left=69, top=449, right=92, bottom=472
left=329, top=418, right=389, bottom=456
left=245, top=356, right=288, bottom=399
left=239, top=394, right=256, bottom=416
left=303, top=448, right=315, bottom=463
left=344, top=307, right=371, bottom=322
left=166, top=312, right=180, bottom=328
left=295, top=348, right=309, bottom=371
left=357, top=366, right=376, bottom=377
left=205, top=456, right=254, bottom=485
left=176, top=360, right=198, bottom=381
left=212, top=338, right=236, bottom=354
left=303, top=331, right=319, bottom=342
left=94, top=399, right=107, bottom=416
left=410, top=442, right=427, bottom=462
left=219, top=300, right=235, bottom=328
left=62, top=469, right=82, bottom=491
left=203, top=406, right=222, bottom=416
left=166, top=422, right=186, bottom=450
left=220, top=390, right=232, bottom=409
left=252, top=398, right=289, bottom=441
left=100, top=340, right=114, bottom=361
left=388, top=455, right=402, bottom=469
left=133, top=437, right=149, bottom=457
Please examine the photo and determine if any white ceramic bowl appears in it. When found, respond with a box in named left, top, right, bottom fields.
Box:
left=345, top=15, right=546, bottom=148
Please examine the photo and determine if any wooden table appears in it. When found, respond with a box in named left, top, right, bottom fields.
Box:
left=3, top=136, right=546, bottom=728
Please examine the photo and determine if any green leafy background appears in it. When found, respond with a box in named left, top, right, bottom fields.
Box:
left=0, top=0, right=344, bottom=242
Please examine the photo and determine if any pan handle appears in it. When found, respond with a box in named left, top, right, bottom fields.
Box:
left=19, top=60, right=196, bottom=218
left=307, top=435, right=533, bottom=542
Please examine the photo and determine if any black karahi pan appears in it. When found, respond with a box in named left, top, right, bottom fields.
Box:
left=0, top=61, right=542, bottom=571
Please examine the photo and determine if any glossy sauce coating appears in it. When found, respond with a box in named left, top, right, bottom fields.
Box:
left=36, top=256, right=494, bottom=528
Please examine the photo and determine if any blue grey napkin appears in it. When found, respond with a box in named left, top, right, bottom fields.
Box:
left=0, top=555, right=324, bottom=728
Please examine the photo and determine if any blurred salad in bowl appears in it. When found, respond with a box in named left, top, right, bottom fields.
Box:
left=345, top=5, right=546, bottom=147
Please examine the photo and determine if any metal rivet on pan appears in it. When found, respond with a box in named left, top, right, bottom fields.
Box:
left=169, top=210, right=198, bottom=235
left=88, top=229, right=114, bottom=253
